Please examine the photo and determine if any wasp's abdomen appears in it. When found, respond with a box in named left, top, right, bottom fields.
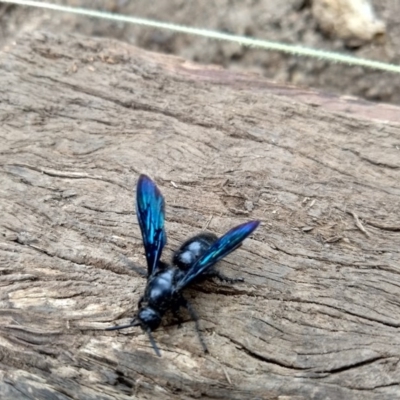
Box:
left=173, top=232, right=218, bottom=270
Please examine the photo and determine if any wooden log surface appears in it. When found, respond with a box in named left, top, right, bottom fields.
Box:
left=1, top=31, right=400, bottom=400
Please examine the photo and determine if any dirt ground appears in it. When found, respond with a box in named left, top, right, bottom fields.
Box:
left=1, top=0, right=400, bottom=104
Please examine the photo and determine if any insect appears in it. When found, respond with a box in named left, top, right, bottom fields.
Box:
left=106, top=174, right=260, bottom=356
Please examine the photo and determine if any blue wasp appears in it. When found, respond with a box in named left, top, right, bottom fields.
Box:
left=106, top=174, right=260, bottom=356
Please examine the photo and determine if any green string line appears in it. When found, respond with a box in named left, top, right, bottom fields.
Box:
left=1, top=0, right=400, bottom=74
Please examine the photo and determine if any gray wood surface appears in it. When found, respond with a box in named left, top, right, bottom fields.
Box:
left=1, top=32, right=400, bottom=400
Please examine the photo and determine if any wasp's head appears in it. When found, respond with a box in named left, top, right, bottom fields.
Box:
left=138, top=307, right=162, bottom=331
left=105, top=307, right=163, bottom=356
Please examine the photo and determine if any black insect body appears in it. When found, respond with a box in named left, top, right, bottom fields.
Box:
left=172, top=232, right=217, bottom=270
left=106, top=174, right=260, bottom=356
left=173, top=232, right=246, bottom=284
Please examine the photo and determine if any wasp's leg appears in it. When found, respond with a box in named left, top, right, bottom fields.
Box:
left=178, top=297, right=208, bottom=353
left=171, top=303, right=184, bottom=328
left=203, top=267, right=244, bottom=284
left=119, top=254, right=147, bottom=277
left=138, top=295, right=145, bottom=308
left=200, top=241, right=244, bottom=283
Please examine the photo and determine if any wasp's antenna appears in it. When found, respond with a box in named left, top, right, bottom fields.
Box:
left=146, top=329, right=161, bottom=357
left=105, top=319, right=141, bottom=331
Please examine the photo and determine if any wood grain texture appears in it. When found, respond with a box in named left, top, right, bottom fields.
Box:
left=1, top=32, right=400, bottom=400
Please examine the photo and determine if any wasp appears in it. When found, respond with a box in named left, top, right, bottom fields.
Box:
left=106, top=175, right=259, bottom=356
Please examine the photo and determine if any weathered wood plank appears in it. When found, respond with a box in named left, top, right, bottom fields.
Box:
left=1, top=31, right=400, bottom=400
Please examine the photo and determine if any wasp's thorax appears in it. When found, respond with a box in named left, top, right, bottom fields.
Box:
left=137, top=268, right=178, bottom=331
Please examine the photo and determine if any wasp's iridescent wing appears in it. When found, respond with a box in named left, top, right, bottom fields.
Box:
left=136, top=174, right=167, bottom=278
left=175, top=220, right=260, bottom=291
